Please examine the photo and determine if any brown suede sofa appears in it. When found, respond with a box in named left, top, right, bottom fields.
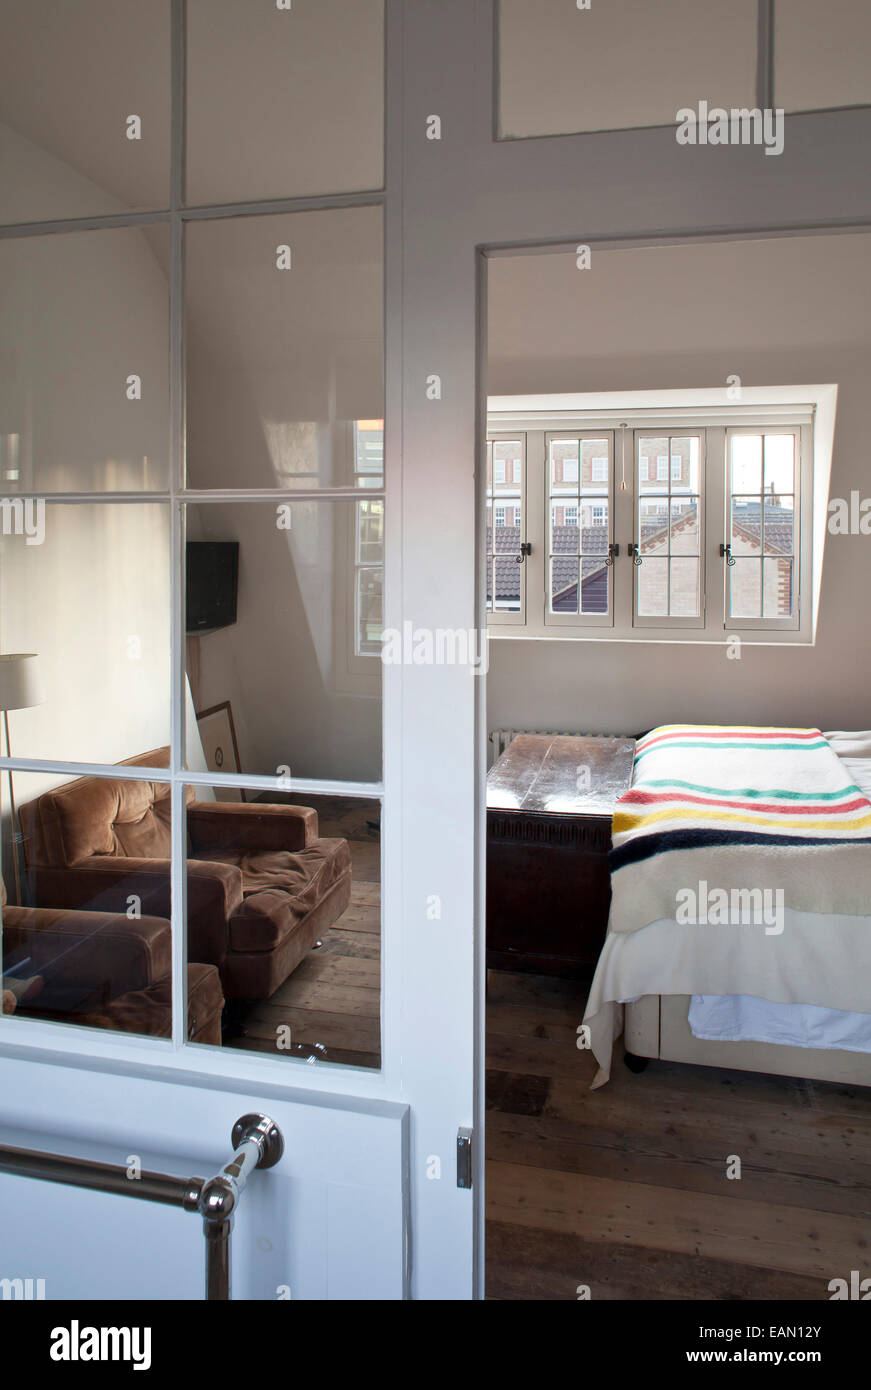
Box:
left=18, top=748, right=352, bottom=1001
left=1, top=881, right=223, bottom=1042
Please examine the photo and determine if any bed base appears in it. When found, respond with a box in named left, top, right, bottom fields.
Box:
left=624, top=995, right=871, bottom=1087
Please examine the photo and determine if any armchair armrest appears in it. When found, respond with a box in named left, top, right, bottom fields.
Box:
left=27, top=857, right=244, bottom=971
left=2, top=903, right=171, bottom=1003
left=187, top=800, right=318, bottom=854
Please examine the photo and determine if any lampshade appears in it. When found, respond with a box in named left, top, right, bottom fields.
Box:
left=0, top=653, right=44, bottom=711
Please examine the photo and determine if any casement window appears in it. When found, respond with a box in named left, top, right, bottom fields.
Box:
left=485, top=412, right=812, bottom=643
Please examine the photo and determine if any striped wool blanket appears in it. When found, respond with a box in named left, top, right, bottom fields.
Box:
left=609, top=724, right=871, bottom=929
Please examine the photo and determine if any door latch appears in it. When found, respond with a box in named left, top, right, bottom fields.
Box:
left=605, top=542, right=620, bottom=567
left=720, top=542, right=736, bottom=567
left=515, top=542, right=532, bottom=565
left=456, top=1127, right=473, bottom=1189
left=627, top=543, right=643, bottom=566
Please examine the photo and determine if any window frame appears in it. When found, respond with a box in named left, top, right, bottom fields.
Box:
left=486, top=408, right=814, bottom=644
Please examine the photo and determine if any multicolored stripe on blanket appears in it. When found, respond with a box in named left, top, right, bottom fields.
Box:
left=612, top=724, right=871, bottom=872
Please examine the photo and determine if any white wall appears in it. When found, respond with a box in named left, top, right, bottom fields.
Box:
left=487, top=233, right=871, bottom=736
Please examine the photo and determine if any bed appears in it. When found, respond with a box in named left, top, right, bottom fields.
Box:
left=582, top=726, right=871, bottom=1088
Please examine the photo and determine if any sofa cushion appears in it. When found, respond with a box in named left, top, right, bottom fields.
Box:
left=216, top=838, right=352, bottom=954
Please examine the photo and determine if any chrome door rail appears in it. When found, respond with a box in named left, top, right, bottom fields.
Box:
left=0, top=1112, right=284, bottom=1301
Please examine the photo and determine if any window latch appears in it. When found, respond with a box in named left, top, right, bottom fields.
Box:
left=457, top=1127, right=473, bottom=1189
left=720, top=542, right=736, bottom=567
left=627, top=543, right=642, bottom=566
left=515, top=542, right=532, bottom=564
left=605, top=542, right=619, bottom=567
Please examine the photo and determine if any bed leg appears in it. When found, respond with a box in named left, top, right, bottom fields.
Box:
left=623, top=1051, right=650, bottom=1074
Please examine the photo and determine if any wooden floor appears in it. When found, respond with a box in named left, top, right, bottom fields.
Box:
left=224, top=796, right=381, bottom=1069
left=486, top=969, right=871, bottom=1300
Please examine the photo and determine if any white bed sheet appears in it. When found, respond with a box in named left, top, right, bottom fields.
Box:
left=688, top=733, right=871, bottom=1054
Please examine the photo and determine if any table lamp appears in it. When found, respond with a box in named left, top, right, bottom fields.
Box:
left=0, top=654, right=45, bottom=904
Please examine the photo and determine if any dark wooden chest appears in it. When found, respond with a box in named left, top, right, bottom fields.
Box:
left=486, top=733, right=636, bottom=975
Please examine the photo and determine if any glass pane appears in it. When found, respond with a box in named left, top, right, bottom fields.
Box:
left=494, top=552, right=521, bottom=613
left=580, top=439, right=610, bottom=491
left=186, top=0, right=384, bottom=205
left=357, top=499, right=383, bottom=565
left=356, top=569, right=382, bottom=654
left=494, top=508, right=521, bottom=549
left=486, top=557, right=493, bottom=609
left=670, top=498, right=699, bottom=554
left=493, top=439, right=522, bottom=488
left=185, top=784, right=381, bottom=1068
left=185, top=207, right=383, bottom=489
left=669, top=436, right=701, bottom=493
left=731, top=435, right=762, bottom=493
left=580, top=557, right=609, bottom=615
left=0, top=503, right=170, bottom=764
left=494, top=509, right=521, bottom=611
left=730, top=497, right=762, bottom=556
left=551, top=503, right=579, bottom=556
left=355, top=422, right=384, bottom=488
left=670, top=557, right=700, bottom=617
left=0, top=0, right=171, bottom=225
left=764, top=434, right=795, bottom=496
left=763, top=557, right=794, bottom=619
left=639, top=497, right=670, bottom=553
left=730, top=558, right=762, bottom=618
left=5, top=768, right=173, bottom=1040
left=638, top=437, right=670, bottom=493
left=550, top=439, right=580, bottom=491
left=498, top=0, right=757, bottom=137
left=763, top=497, right=794, bottom=556
left=775, top=0, right=871, bottom=112
left=636, top=556, right=668, bottom=618
left=185, top=501, right=381, bottom=784
left=580, top=499, right=609, bottom=553
left=550, top=557, right=578, bottom=614
left=0, top=229, right=169, bottom=492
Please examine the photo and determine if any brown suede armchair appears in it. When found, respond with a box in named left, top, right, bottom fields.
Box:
left=1, top=880, right=223, bottom=1042
left=18, top=748, right=352, bottom=1001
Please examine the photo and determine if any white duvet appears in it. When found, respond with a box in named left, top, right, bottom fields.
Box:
left=688, top=733, right=871, bottom=1055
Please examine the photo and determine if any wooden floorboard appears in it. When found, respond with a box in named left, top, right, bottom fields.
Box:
left=486, top=969, right=871, bottom=1300
left=223, top=798, right=381, bottom=1069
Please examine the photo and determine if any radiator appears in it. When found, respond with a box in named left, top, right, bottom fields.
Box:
left=487, top=728, right=627, bottom=766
